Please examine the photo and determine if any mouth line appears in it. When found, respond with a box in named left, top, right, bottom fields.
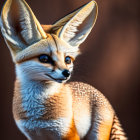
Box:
left=45, top=74, right=67, bottom=82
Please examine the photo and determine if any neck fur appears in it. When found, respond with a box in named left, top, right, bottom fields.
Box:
left=15, top=74, right=62, bottom=120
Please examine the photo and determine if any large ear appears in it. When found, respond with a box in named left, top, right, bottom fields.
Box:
left=0, top=0, right=47, bottom=52
left=51, top=1, right=98, bottom=47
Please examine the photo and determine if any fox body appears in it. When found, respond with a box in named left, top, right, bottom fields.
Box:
left=1, top=0, right=127, bottom=139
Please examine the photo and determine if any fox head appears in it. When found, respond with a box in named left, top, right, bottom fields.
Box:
left=0, top=0, right=98, bottom=83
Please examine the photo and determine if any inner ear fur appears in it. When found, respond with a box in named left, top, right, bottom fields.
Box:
left=49, top=1, right=98, bottom=47
left=1, top=0, right=47, bottom=51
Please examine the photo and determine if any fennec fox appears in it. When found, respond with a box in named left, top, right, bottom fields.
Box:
left=0, top=0, right=127, bottom=139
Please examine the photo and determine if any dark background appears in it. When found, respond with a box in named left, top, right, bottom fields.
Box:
left=0, top=0, right=140, bottom=139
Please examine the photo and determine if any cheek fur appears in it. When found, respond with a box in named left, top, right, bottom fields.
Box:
left=16, top=61, right=53, bottom=80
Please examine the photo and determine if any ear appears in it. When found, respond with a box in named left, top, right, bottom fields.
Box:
left=0, top=0, right=47, bottom=52
left=51, top=1, right=98, bottom=47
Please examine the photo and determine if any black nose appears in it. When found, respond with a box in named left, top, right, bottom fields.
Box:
left=62, top=69, right=70, bottom=78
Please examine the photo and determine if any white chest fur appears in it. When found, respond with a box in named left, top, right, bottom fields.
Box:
left=15, top=80, right=73, bottom=139
left=16, top=118, right=72, bottom=140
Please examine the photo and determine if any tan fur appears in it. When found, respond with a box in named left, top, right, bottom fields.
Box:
left=41, top=84, right=73, bottom=120
left=62, top=118, right=80, bottom=140
left=13, top=79, right=27, bottom=120
left=41, top=25, right=53, bottom=33
left=69, top=82, right=114, bottom=139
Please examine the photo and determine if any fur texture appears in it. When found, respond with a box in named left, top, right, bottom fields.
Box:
left=1, top=0, right=127, bottom=139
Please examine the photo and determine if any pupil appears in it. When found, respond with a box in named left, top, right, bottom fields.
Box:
left=39, top=55, right=48, bottom=63
left=65, top=56, right=71, bottom=64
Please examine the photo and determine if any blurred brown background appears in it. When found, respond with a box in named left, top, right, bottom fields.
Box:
left=0, top=0, right=140, bottom=139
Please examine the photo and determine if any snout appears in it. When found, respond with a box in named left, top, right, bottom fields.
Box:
left=45, top=69, right=71, bottom=83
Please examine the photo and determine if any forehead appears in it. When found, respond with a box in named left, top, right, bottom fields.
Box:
left=49, top=35, right=79, bottom=54
left=15, top=34, right=79, bottom=63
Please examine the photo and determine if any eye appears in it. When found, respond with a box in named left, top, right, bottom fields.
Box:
left=38, top=54, right=53, bottom=64
left=65, top=56, right=71, bottom=64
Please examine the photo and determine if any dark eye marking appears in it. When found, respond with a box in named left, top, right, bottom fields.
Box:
left=65, top=56, right=72, bottom=64
left=38, top=54, right=54, bottom=65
